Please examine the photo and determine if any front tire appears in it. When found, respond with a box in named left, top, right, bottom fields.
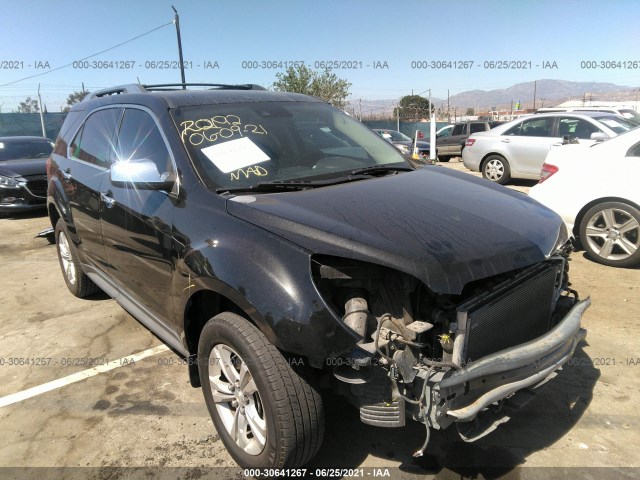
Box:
left=55, top=219, right=100, bottom=297
left=198, top=312, right=324, bottom=469
left=482, top=154, right=511, bottom=184
left=579, top=201, right=640, bottom=267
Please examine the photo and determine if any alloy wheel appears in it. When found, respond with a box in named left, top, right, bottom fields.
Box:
left=57, top=230, right=76, bottom=285
left=584, top=207, right=639, bottom=261
left=208, top=344, right=267, bottom=455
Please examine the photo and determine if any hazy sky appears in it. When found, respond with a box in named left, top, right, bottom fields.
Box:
left=1, top=0, right=639, bottom=109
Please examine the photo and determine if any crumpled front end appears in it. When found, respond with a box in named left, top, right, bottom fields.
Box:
left=314, top=246, right=588, bottom=454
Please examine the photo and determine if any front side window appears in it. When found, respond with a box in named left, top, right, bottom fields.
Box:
left=452, top=124, right=465, bottom=136
left=172, top=101, right=408, bottom=191
left=70, top=108, right=121, bottom=168
left=114, top=109, right=173, bottom=175
left=558, top=117, right=600, bottom=139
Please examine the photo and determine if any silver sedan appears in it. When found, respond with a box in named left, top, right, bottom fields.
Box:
left=462, top=112, right=637, bottom=184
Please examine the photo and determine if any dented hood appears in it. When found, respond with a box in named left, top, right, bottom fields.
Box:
left=226, top=167, right=566, bottom=294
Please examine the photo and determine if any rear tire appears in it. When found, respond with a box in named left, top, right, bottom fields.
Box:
left=198, top=312, right=324, bottom=468
left=579, top=201, right=640, bottom=267
left=55, top=219, right=100, bottom=297
left=482, top=154, right=511, bottom=184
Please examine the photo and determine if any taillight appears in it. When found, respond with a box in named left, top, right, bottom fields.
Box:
left=465, top=138, right=476, bottom=147
left=539, top=163, right=558, bottom=184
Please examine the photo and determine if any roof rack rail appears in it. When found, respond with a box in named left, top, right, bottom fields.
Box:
left=86, top=84, right=148, bottom=99
left=143, top=83, right=266, bottom=91
left=85, top=83, right=266, bottom=101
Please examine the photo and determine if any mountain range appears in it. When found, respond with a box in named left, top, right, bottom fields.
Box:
left=349, top=79, right=639, bottom=117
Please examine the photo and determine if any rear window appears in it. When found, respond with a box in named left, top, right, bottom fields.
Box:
left=0, top=139, right=53, bottom=161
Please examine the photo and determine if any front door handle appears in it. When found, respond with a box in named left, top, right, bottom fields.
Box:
left=501, top=139, right=511, bottom=143
left=101, top=191, right=115, bottom=208
left=62, top=168, right=72, bottom=180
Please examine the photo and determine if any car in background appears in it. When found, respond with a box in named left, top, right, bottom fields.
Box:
left=436, top=120, right=504, bottom=162
left=462, top=112, right=638, bottom=184
left=529, top=128, right=640, bottom=267
left=536, top=106, right=640, bottom=124
left=373, top=128, right=430, bottom=157
left=0, top=136, right=53, bottom=214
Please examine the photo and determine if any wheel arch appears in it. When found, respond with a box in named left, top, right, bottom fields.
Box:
left=48, top=203, right=61, bottom=232
left=182, top=287, right=283, bottom=388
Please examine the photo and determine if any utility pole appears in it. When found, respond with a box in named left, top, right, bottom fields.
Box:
left=37, top=84, right=46, bottom=138
left=533, top=80, right=537, bottom=110
left=172, top=6, right=186, bottom=88
left=447, top=89, right=450, bottom=123
left=429, top=89, right=436, bottom=160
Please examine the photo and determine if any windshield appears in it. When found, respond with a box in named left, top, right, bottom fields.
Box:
left=0, top=139, right=53, bottom=161
left=618, top=109, right=640, bottom=124
left=173, top=102, right=409, bottom=191
left=597, top=115, right=639, bottom=134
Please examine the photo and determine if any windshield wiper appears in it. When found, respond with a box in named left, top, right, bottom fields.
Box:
left=216, top=176, right=369, bottom=194
left=349, top=165, right=414, bottom=176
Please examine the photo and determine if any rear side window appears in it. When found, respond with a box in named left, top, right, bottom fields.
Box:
left=505, top=117, right=554, bottom=137
left=469, top=123, right=485, bottom=134
left=115, top=109, right=173, bottom=175
left=70, top=109, right=121, bottom=168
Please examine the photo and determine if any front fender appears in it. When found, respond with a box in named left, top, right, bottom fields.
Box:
left=173, top=216, right=359, bottom=363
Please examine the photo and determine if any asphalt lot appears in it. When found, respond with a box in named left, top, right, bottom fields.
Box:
left=1, top=160, right=639, bottom=479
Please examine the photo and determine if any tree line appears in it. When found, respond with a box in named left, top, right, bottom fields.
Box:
left=12, top=66, right=437, bottom=120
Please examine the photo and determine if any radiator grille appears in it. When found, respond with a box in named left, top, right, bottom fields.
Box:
left=25, top=179, right=47, bottom=198
left=461, top=264, right=559, bottom=364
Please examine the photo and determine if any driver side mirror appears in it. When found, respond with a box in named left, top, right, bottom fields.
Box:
left=110, top=160, right=175, bottom=191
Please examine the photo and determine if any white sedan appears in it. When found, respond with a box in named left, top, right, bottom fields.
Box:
left=529, top=127, right=640, bottom=267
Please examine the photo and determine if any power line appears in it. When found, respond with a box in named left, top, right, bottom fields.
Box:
left=0, top=21, right=173, bottom=87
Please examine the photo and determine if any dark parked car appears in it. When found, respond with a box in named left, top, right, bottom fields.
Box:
left=0, top=136, right=53, bottom=214
left=47, top=83, right=588, bottom=469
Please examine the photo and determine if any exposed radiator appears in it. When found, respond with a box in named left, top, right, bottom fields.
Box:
left=455, top=263, right=561, bottom=365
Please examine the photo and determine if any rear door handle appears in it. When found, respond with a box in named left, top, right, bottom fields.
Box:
left=501, top=139, right=511, bottom=143
left=101, top=191, right=115, bottom=208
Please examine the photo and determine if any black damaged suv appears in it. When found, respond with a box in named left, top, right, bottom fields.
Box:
left=47, top=83, right=588, bottom=469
